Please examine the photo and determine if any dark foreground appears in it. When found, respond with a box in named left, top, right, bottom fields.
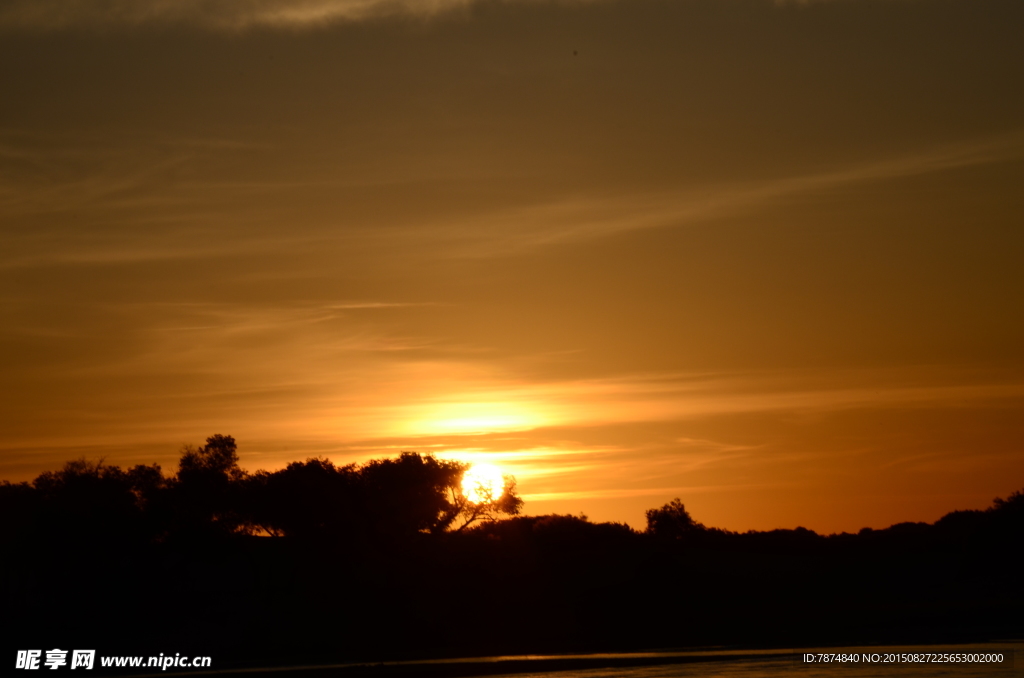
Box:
left=2, top=441, right=1021, bottom=668
left=5, top=505, right=1022, bottom=669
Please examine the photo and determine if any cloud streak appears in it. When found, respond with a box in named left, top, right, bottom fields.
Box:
left=0, top=0, right=454, bottom=30
left=522, top=485, right=763, bottom=502
left=4, top=124, right=1020, bottom=272
left=0, top=0, right=930, bottom=30
left=0, top=0, right=588, bottom=30
left=422, top=129, right=1024, bottom=257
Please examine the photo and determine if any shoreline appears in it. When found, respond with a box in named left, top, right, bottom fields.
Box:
left=105, top=642, right=1022, bottom=678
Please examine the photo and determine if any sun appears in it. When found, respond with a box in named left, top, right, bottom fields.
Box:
left=461, top=464, right=505, bottom=504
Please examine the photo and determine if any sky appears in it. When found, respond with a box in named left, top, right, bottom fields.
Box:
left=1, top=0, right=1022, bottom=533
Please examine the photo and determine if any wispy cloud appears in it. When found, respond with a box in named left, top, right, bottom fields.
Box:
left=522, top=484, right=763, bottom=502
left=0, top=0, right=451, bottom=30
left=5, top=127, right=1021, bottom=269
left=356, top=367, right=1024, bottom=442
left=0, top=0, right=598, bottom=30
left=0, top=131, right=276, bottom=217
left=0, top=0, right=925, bottom=31
left=421, top=129, right=1024, bottom=256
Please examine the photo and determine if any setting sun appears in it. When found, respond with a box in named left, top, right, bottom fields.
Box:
left=461, top=464, right=505, bottom=504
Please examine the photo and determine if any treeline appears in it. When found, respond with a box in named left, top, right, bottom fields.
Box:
left=1, top=436, right=1021, bottom=668
left=0, top=435, right=522, bottom=546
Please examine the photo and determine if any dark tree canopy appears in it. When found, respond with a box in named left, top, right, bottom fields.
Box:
left=244, top=457, right=361, bottom=539
left=247, top=451, right=524, bottom=540
left=27, top=458, right=166, bottom=543
left=453, top=472, right=524, bottom=533
left=360, top=452, right=466, bottom=536
left=29, top=436, right=528, bottom=543
left=645, top=497, right=703, bottom=539
left=178, top=434, right=245, bottom=482
left=172, top=434, right=248, bottom=535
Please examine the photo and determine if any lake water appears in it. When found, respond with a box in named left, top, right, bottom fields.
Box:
left=469, top=645, right=1021, bottom=678
left=207, top=643, right=1022, bottom=677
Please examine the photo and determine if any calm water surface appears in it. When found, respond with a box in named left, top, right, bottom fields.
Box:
left=470, top=644, right=1021, bottom=678
left=210, top=643, right=1021, bottom=678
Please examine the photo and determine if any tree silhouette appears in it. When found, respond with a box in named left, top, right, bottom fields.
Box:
left=448, top=472, right=524, bottom=533
left=237, top=451, right=523, bottom=540
left=172, top=434, right=248, bottom=535
left=178, top=433, right=245, bottom=482
left=991, top=488, right=1023, bottom=515
left=358, top=452, right=522, bottom=537
left=23, top=458, right=168, bottom=543
left=645, top=497, right=703, bottom=539
left=243, top=457, right=361, bottom=539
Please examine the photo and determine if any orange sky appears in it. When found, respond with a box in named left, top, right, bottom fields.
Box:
left=1, top=0, right=1022, bottom=533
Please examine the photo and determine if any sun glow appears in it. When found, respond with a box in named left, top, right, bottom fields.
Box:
left=406, top=400, right=546, bottom=436
left=434, top=414, right=531, bottom=433
left=461, top=464, right=505, bottom=504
